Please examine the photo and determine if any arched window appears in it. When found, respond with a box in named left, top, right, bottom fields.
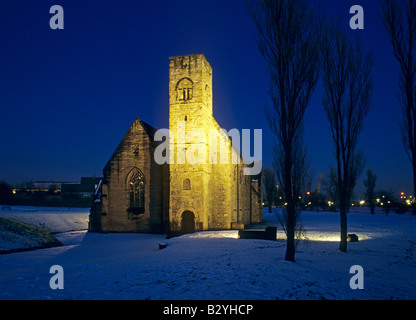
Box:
left=128, top=168, right=145, bottom=214
left=183, top=179, right=191, bottom=190
left=176, top=78, right=193, bottom=102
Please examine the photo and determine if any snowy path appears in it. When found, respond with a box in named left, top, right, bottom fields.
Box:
left=0, top=208, right=415, bottom=300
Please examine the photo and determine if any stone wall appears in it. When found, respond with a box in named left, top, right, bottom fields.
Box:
left=100, top=118, right=166, bottom=233
left=251, top=175, right=263, bottom=224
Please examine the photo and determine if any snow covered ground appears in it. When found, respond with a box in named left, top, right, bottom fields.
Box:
left=0, top=206, right=90, bottom=233
left=0, top=206, right=415, bottom=300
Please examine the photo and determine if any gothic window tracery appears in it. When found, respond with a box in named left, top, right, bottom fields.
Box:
left=128, top=168, right=145, bottom=215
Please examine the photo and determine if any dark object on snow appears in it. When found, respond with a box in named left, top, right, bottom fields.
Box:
left=238, top=230, right=266, bottom=240
left=238, top=227, right=277, bottom=241
left=159, top=243, right=168, bottom=250
left=347, top=234, right=359, bottom=242
left=264, top=227, right=277, bottom=240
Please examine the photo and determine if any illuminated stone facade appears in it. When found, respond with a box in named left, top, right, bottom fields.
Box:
left=89, top=54, right=262, bottom=233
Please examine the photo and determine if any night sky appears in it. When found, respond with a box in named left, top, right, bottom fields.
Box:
left=0, top=0, right=411, bottom=197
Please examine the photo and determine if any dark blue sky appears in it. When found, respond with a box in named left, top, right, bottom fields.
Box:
left=0, top=0, right=411, bottom=197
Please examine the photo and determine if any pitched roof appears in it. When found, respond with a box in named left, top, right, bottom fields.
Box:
left=103, top=117, right=158, bottom=175
left=138, top=117, right=157, bottom=140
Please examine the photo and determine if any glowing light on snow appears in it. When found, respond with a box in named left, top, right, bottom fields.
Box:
left=185, top=231, right=240, bottom=239
left=306, top=233, right=372, bottom=242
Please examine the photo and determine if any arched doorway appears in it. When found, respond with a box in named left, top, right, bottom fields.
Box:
left=181, top=211, right=195, bottom=234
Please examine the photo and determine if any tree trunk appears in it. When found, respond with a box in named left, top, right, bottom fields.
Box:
left=285, top=204, right=296, bottom=262
left=268, top=205, right=272, bottom=213
left=339, top=206, right=348, bottom=252
left=283, top=145, right=296, bottom=262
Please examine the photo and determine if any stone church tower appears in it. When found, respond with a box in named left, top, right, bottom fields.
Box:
left=89, top=53, right=263, bottom=234
left=168, top=54, right=214, bottom=232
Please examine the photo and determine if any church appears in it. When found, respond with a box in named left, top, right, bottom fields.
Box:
left=88, top=54, right=263, bottom=234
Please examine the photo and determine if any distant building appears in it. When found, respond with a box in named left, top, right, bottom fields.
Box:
left=61, top=177, right=102, bottom=199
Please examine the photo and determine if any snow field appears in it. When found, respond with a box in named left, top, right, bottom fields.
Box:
left=0, top=206, right=415, bottom=300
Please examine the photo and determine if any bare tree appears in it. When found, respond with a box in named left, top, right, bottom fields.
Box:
left=248, top=0, right=322, bottom=261
left=321, top=23, right=374, bottom=252
left=381, top=0, right=416, bottom=197
left=263, top=166, right=276, bottom=213
left=364, top=168, right=377, bottom=214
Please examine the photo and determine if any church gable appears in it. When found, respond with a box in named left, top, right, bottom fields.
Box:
left=103, top=117, right=156, bottom=177
left=100, top=117, right=165, bottom=232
